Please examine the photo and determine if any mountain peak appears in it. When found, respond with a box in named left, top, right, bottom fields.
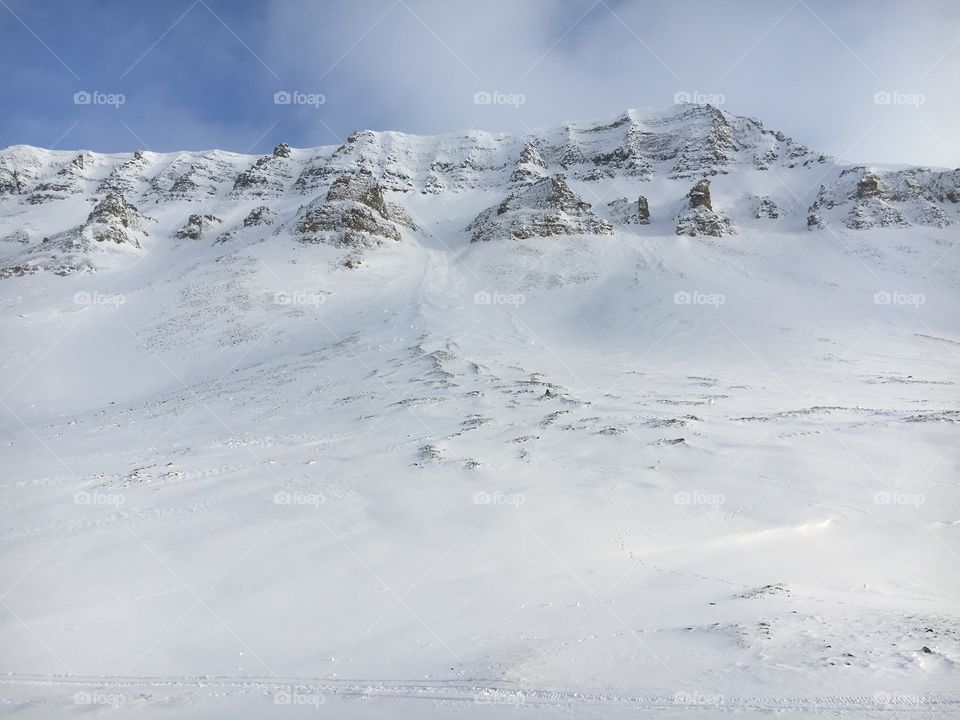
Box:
left=0, top=105, right=957, bottom=278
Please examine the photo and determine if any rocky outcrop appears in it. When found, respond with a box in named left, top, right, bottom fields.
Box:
left=468, top=174, right=612, bottom=242
left=24, top=153, right=95, bottom=205
left=84, top=193, right=151, bottom=245
left=688, top=179, right=712, bottom=210
left=97, top=150, right=150, bottom=196
left=808, top=166, right=957, bottom=230
left=754, top=196, right=780, bottom=219
left=676, top=179, right=734, bottom=237
left=550, top=105, right=822, bottom=184
left=150, top=152, right=237, bottom=203
left=584, top=116, right=654, bottom=179
left=510, top=142, right=549, bottom=186
left=668, top=108, right=740, bottom=179
left=0, top=193, right=152, bottom=277
left=608, top=196, right=650, bottom=224
left=295, top=171, right=414, bottom=248
left=230, top=145, right=294, bottom=198
left=0, top=167, right=25, bottom=196
left=243, top=205, right=274, bottom=226
left=856, top=173, right=881, bottom=199
left=175, top=213, right=223, bottom=240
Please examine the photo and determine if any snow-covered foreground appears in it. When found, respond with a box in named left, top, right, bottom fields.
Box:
left=1, top=110, right=959, bottom=717
left=2, top=218, right=958, bottom=717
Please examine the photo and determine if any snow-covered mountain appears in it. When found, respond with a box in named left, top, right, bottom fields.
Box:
left=1, top=104, right=958, bottom=719
left=3, top=103, right=957, bottom=280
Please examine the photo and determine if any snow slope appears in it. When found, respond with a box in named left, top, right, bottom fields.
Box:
left=0, top=104, right=958, bottom=718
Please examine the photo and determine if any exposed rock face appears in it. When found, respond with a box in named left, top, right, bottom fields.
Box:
left=85, top=193, right=150, bottom=245
left=230, top=151, right=293, bottom=199
left=510, top=142, right=549, bottom=186
left=290, top=105, right=823, bottom=196
left=581, top=116, right=654, bottom=179
left=754, top=196, right=780, bottom=219
left=0, top=193, right=151, bottom=277
left=668, top=108, right=739, bottom=179
left=295, top=171, right=413, bottom=248
left=150, top=152, right=237, bottom=202
left=23, top=153, right=96, bottom=205
left=0, top=167, right=25, bottom=196
left=467, top=174, right=613, bottom=242
left=175, top=213, right=223, bottom=240
left=846, top=199, right=910, bottom=230
left=554, top=105, right=823, bottom=183
left=676, top=178, right=734, bottom=237
left=687, top=178, right=712, bottom=210
left=808, top=166, right=957, bottom=230
left=97, top=151, right=150, bottom=196
left=856, top=173, right=881, bottom=199
left=608, top=196, right=650, bottom=224
left=243, top=205, right=273, bottom=227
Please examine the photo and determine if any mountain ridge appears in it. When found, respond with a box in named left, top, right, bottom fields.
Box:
left=1, top=102, right=958, bottom=279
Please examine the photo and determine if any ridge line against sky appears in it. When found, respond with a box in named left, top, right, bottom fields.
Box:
left=0, top=0, right=957, bottom=166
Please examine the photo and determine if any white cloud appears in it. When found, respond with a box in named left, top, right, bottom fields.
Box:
left=262, top=0, right=960, bottom=166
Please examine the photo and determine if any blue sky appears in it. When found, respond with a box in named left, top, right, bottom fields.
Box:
left=0, top=0, right=957, bottom=166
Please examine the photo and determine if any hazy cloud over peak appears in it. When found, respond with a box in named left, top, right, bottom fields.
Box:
left=0, top=0, right=957, bottom=165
